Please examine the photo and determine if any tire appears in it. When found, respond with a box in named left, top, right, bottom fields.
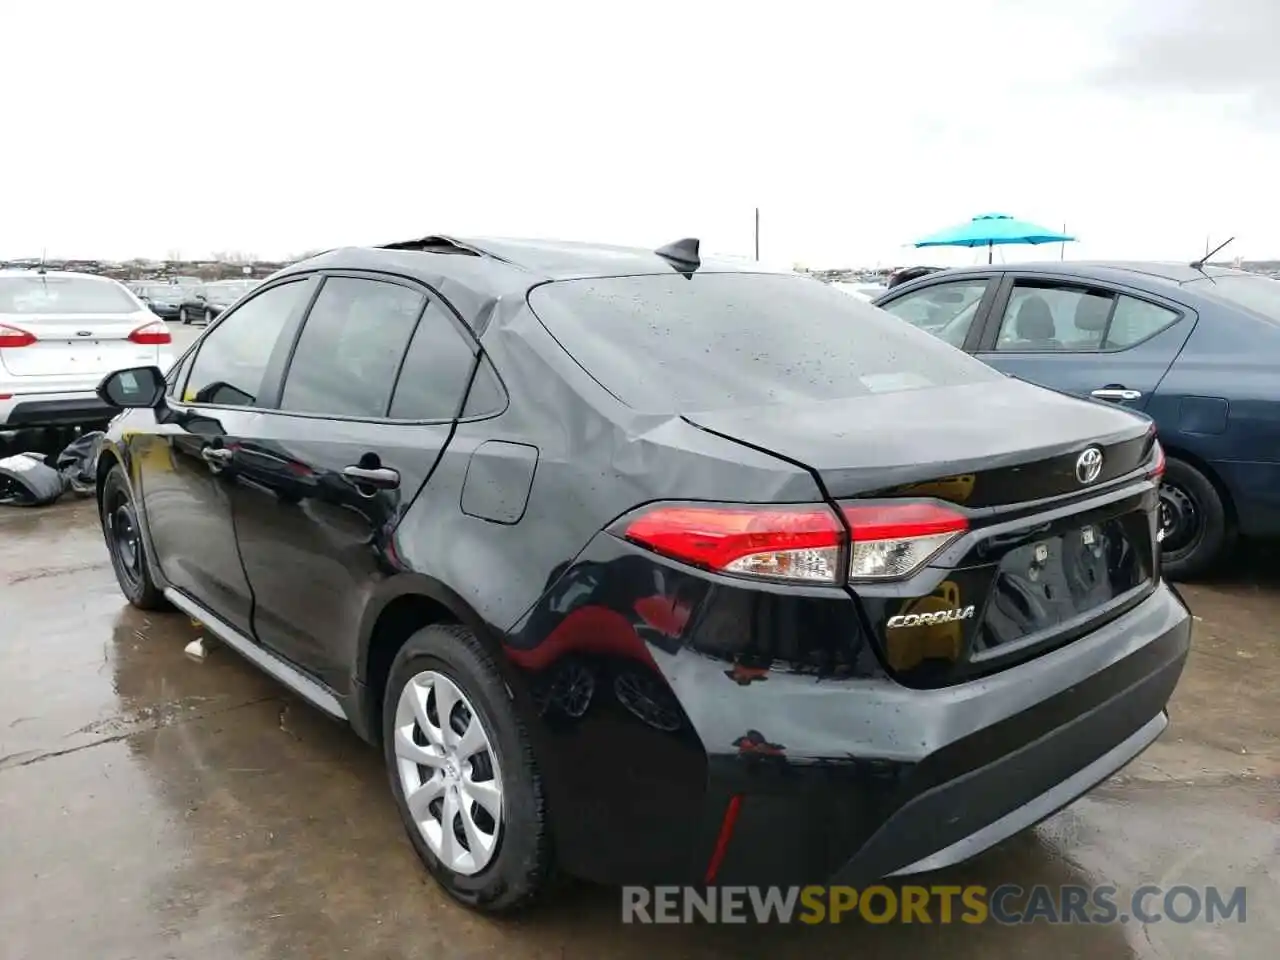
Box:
left=383, top=624, right=553, bottom=912
left=1159, top=457, right=1234, bottom=581
left=179, top=307, right=189, bottom=324
left=100, top=464, right=169, bottom=610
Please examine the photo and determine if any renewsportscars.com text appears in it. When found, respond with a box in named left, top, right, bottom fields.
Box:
left=621, top=884, right=1247, bottom=925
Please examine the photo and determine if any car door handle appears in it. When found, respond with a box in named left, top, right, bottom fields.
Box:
left=342, top=465, right=400, bottom=490
left=1091, top=388, right=1142, bottom=401
left=201, top=446, right=233, bottom=465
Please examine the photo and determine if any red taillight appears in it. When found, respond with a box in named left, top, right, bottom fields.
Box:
left=621, top=503, right=844, bottom=583
left=842, top=502, right=969, bottom=580
left=1149, top=440, right=1166, bottom=481
left=618, top=499, right=969, bottom=584
left=0, top=323, right=36, bottom=348
left=128, top=320, right=171, bottom=345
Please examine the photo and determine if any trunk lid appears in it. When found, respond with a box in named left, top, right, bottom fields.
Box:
left=682, top=378, right=1153, bottom=502
left=685, top=378, right=1161, bottom=686
left=0, top=310, right=161, bottom=378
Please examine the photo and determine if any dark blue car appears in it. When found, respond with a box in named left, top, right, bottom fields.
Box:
left=874, top=261, right=1280, bottom=579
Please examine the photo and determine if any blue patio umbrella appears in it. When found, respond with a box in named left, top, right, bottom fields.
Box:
left=914, top=213, right=1074, bottom=263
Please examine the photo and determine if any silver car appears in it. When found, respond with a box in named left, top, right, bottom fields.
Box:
left=0, top=270, right=176, bottom=428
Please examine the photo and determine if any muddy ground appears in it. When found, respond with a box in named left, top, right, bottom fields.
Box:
left=0, top=338, right=1275, bottom=958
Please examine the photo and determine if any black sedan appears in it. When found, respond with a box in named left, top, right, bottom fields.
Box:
left=190, top=279, right=260, bottom=324
left=133, top=283, right=200, bottom=321
left=92, top=236, right=1190, bottom=912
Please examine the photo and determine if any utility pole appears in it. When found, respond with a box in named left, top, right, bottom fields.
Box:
left=754, top=207, right=760, bottom=260
left=1061, top=223, right=1066, bottom=261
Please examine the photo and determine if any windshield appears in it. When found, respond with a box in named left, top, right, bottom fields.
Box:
left=0, top=276, right=139, bottom=314
left=1192, top=274, right=1280, bottom=323
left=528, top=272, right=1002, bottom=412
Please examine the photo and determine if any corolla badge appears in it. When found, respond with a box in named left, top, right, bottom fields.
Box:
left=76, top=330, right=92, bottom=337
left=887, top=606, right=975, bottom=629
left=1075, top=446, right=1103, bottom=485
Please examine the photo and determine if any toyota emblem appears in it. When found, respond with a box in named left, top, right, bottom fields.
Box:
left=1076, top=447, right=1104, bottom=485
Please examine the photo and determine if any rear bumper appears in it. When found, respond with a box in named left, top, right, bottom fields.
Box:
left=697, top=581, right=1190, bottom=885
left=0, top=390, right=115, bottom=427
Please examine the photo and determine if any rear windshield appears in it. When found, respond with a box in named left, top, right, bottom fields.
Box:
left=528, top=272, right=1002, bottom=411
left=0, top=276, right=138, bottom=314
left=1192, top=274, right=1280, bottom=323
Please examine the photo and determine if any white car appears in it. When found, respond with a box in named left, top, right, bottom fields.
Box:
left=0, top=270, right=175, bottom=428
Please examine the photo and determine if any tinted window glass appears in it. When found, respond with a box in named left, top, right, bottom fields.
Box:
left=185, top=280, right=306, bottom=406
left=879, top=279, right=988, bottom=348
left=387, top=302, right=476, bottom=419
left=461, top=355, right=505, bottom=418
left=280, top=277, right=424, bottom=418
left=0, top=276, right=138, bottom=314
left=1105, top=296, right=1180, bottom=348
left=528, top=273, right=1002, bottom=412
left=995, top=284, right=1114, bottom=352
left=1191, top=274, right=1280, bottom=324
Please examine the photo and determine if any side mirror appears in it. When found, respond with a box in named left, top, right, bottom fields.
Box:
left=97, top=366, right=166, bottom=409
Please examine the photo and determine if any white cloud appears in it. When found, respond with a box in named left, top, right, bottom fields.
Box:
left=3, top=0, right=1276, bottom=265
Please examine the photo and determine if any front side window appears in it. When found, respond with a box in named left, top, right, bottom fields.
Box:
left=878, top=279, right=989, bottom=348
left=184, top=280, right=308, bottom=406
left=279, top=277, right=425, bottom=418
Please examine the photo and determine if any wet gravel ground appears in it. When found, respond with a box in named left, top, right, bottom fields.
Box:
left=0, top=332, right=1275, bottom=958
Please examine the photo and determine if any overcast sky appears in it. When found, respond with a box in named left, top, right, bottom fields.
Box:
left=4, top=0, right=1276, bottom=266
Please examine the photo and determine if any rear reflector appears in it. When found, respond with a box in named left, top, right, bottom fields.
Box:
left=842, top=502, right=968, bottom=580
left=621, top=504, right=844, bottom=583
left=128, top=320, right=172, bottom=345
left=0, top=323, right=36, bottom=348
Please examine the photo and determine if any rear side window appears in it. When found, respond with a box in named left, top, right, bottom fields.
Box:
left=386, top=301, right=476, bottom=420
left=1105, top=296, right=1180, bottom=348
left=528, top=273, right=1002, bottom=412
left=280, top=277, right=424, bottom=418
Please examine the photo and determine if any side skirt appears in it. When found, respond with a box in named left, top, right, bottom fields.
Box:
left=163, top=588, right=346, bottom=720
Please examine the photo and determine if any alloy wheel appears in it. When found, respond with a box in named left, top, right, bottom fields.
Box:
left=394, top=670, right=504, bottom=875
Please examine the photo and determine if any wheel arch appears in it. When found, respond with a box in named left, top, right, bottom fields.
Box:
left=354, top=574, right=511, bottom=745
left=1159, top=442, right=1238, bottom=527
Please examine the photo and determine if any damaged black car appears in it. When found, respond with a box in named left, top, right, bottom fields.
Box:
left=92, top=235, right=1191, bottom=912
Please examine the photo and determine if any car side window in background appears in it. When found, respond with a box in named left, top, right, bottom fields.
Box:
left=184, top=280, right=307, bottom=406
left=879, top=280, right=988, bottom=348
left=387, top=301, right=477, bottom=420
left=994, top=283, right=1114, bottom=352
left=279, top=277, right=424, bottom=418
left=1105, top=296, right=1180, bottom=348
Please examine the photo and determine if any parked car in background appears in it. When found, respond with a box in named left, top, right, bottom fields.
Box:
left=94, top=236, right=1185, bottom=913
left=192, top=278, right=260, bottom=324
left=135, top=283, right=200, bottom=321
left=874, top=261, right=1280, bottom=578
left=0, top=270, right=173, bottom=428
